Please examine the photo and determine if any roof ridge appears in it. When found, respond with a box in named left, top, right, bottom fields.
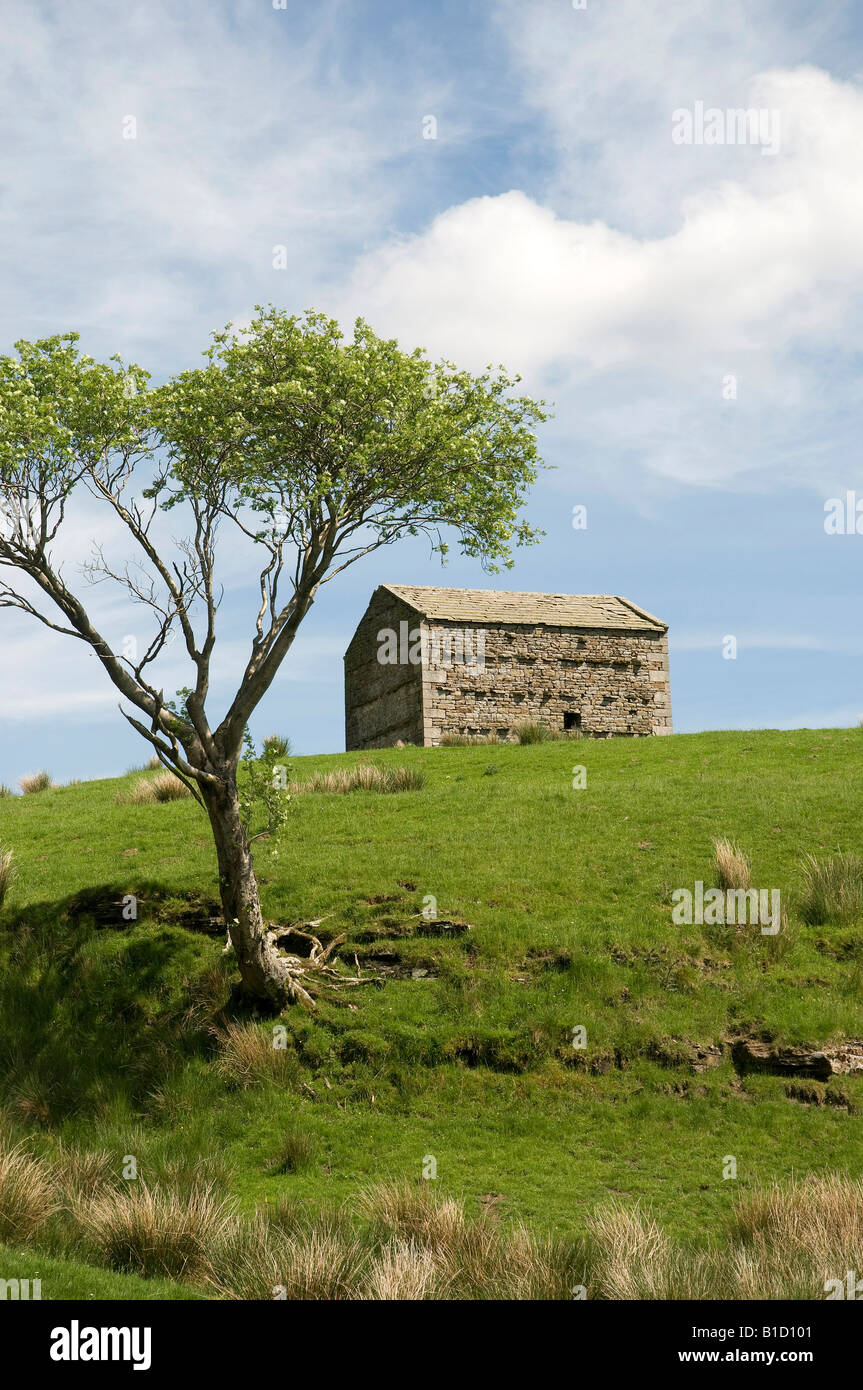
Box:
left=386, top=584, right=614, bottom=591
left=383, top=584, right=624, bottom=599
left=376, top=585, right=665, bottom=631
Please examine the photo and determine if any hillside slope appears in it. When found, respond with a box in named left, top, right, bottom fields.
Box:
left=1, top=728, right=862, bottom=1297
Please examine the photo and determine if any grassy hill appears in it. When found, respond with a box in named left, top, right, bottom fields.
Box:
left=1, top=727, right=862, bottom=1299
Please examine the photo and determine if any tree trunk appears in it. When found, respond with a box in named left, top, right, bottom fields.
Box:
left=201, top=772, right=293, bottom=1010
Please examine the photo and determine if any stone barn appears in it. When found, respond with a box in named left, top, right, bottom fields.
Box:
left=344, top=585, right=672, bottom=750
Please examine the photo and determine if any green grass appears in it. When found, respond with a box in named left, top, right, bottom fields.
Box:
left=0, top=1242, right=208, bottom=1298
left=1, top=728, right=863, bottom=1296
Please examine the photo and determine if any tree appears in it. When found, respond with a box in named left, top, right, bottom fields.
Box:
left=0, top=308, right=548, bottom=1009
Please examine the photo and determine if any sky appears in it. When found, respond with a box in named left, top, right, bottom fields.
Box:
left=1, top=0, right=862, bottom=785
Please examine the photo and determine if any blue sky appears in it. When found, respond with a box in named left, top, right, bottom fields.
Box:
left=1, top=0, right=863, bottom=785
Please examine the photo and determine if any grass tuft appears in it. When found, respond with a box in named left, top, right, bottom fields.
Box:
left=731, top=1172, right=863, bottom=1266
left=124, top=772, right=193, bottom=805
left=586, top=1200, right=674, bottom=1299
left=212, top=1212, right=368, bottom=1300
left=713, top=837, right=751, bottom=891
left=513, top=721, right=551, bottom=745
left=364, top=1237, right=447, bottom=1300
left=0, top=1141, right=58, bottom=1242
left=800, top=852, right=863, bottom=924
left=439, top=732, right=499, bottom=746
left=51, top=1144, right=118, bottom=1202
left=355, top=1182, right=577, bottom=1298
left=0, top=847, right=13, bottom=911
left=356, top=1180, right=465, bottom=1246
left=18, top=771, right=53, bottom=795
left=262, top=734, right=292, bottom=759
left=76, top=1182, right=236, bottom=1281
left=292, top=764, right=424, bottom=794
left=583, top=1176, right=863, bottom=1299
left=214, top=1022, right=300, bottom=1089
left=267, top=1130, right=315, bottom=1175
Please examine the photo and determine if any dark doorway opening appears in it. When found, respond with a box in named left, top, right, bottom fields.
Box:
left=563, top=711, right=582, bottom=731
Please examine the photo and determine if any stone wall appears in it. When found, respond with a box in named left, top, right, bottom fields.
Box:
left=421, top=620, right=672, bottom=742
left=344, top=589, right=425, bottom=749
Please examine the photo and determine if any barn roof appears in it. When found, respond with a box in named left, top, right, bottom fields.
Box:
left=380, top=586, right=667, bottom=632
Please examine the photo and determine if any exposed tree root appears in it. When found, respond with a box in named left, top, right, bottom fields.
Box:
left=223, top=915, right=384, bottom=1011
left=263, top=920, right=384, bottom=1011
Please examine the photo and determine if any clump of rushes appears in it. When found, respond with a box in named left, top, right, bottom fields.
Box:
left=292, top=765, right=424, bottom=794
left=124, top=772, right=192, bottom=804
left=76, top=1182, right=236, bottom=1281
left=0, top=1141, right=58, bottom=1242
left=0, top=847, right=13, bottom=910
left=213, top=1021, right=300, bottom=1089
left=262, top=734, right=292, bottom=759
left=799, top=852, right=863, bottom=924
left=513, top=721, right=551, bottom=745
left=267, top=1129, right=315, bottom=1175
left=18, top=771, right=52, bottom=794
left=713, top=837, right=751, bottom=890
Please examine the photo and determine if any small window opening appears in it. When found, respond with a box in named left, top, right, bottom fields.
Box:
left=563, top=711, right=582, bottom=731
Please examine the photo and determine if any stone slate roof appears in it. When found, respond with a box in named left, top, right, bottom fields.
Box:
left=380, top=586, right=667, bottom=632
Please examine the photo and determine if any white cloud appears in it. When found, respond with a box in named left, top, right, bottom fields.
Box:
left=0, top=0, right=435, bottom=362
left=491, top=0, right=841, bottom=233
left=335, top=64, right=863, bottom=494
left=5, top=2, right=860, bottom=498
